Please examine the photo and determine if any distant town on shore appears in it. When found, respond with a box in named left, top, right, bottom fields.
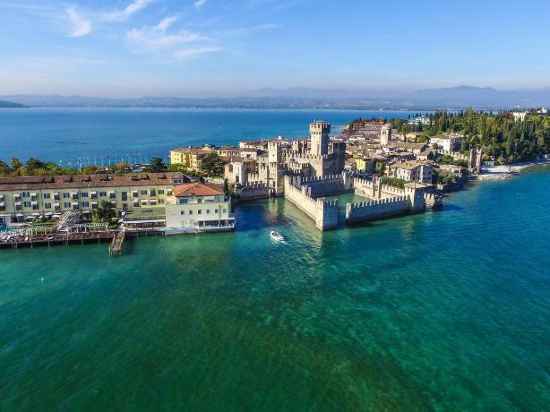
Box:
left=1, top=107, right=549, bottom=252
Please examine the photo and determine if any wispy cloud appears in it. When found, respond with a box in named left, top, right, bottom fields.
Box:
left=222, top=23, right=280, bottom=37
left=174, top=46, right=221, bottom=60
left=102, top=0, right=154, bottom=23
left=65, top=7, right=92, bottom=38
left=127, top=18, right=220, bottom=60
left=156, top=16, right=178, bottom=32
left=194, top=0, right=208, bottom=9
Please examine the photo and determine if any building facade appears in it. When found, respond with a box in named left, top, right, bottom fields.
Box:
left=164, top=182, right=234, bottom=234
left=0, top=173, right=188, bottom=224
left=430, top=134, right=463, bottom=154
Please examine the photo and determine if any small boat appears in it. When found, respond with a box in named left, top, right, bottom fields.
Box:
left=270, top=230, right=286, bottom=242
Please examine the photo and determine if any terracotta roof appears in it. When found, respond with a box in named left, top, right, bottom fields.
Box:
left=172, top=182, right=224, bottom=197
left=0, top=172, right=185, bottom=191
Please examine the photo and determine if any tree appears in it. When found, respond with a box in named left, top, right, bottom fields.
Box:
left=150, top=157, right=167, bottom=172
left=10, top=158, right=22, bottom=171
left=0, top=160, right=11, bottom=176
left=92, top=200, right=117, bottom=224
left=200, top=153, right=225, bottom=177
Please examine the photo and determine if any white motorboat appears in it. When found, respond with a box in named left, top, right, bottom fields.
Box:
left=270, top=230, right=286, bottom=242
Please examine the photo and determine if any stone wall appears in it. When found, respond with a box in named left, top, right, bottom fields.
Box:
left=297, top=172, right=353, bottom=198
left=345, top=196, right=410, bottom=224
left=236, top=183, right=270, bottom=201
left=284, top=176, right=338, bottom=231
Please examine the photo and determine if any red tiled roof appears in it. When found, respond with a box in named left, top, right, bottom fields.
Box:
left=172, top=182, right=224, bottom=197
left=0, top=173, right=184, bottom=191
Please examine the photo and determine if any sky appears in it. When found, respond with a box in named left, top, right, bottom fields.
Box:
left=1, top=0, right=550, bottom=97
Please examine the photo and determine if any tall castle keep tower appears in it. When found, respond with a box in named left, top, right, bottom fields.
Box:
left=310, top=121, right=331, bottom=157
left=380, top=125, right=392, bottom=146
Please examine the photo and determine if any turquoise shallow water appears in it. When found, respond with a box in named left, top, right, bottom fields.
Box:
left=2, top=169, right=550, bottom=411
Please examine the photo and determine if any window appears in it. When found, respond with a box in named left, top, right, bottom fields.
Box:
left=45, top=203, right=52, bottom=209
left=81, top=192, right=88, bottom=198
left=121, top=192, right=128, bottom=201
left=63, top=193, right=69, bottom=199
left=109, top=192, right=116, bottom=199
left=100, top=192, right=107, bottom=197
left=54, top=193, right=60, bottom=200
left=22, top=192, right=30, bottom=198
left=82, top=202, right=90, bottom=208
left=133, top=192, right=139, bottom=198
left=179, top=198, right=188, bottom=205
left=198, top=210, right=202, bottom=215
left=189, top=210, right=193, bottom=215
left=23, top=201, right=31, bottom=208
left=215, top=209, right=218, bottom=213
left=64, top=202, right=70, bottom=208
left=32, top=204, right=39, bottom=210
left=43, top=193, right=51, bottom=199
left=158, top=189, right=164, bottom=195
left=180, top=211, right=185, bottom=215
left=206, top=209, right=210, bottom=214
left=15, top=204, right=22, bottom=211
left=149, top=189, right=156, bottom=196
left=140, top=190, right=147, bottom=195
left=158, top=199, right=164, bottom=204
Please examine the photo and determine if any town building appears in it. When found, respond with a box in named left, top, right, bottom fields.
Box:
left=388, top=161, right=433, bottom=184
left=170, top=147, right=214, bottom=171
left=0, top=172, right=188, bottom=225
left=430, top=134, right=463, bottom=154
left=164, top=182, right=234, bottom=234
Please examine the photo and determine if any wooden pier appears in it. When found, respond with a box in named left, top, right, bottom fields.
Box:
left=1, top=227, right=165, bottom=255
left=109, top=231, right=125, bottom=256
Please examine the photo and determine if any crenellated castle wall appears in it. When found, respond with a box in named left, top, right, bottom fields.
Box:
left=345, top=196, right=411, bottom=224
left=284, top=176, right=338, bottom=231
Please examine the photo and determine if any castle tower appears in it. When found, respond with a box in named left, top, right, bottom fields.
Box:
left=380, top=125, right=392, bottom=146
left=268, top=141, right=281, bottom=164
left=468, top=147, right=483, bottom=174
left=310, top=121, right=331, bottom=157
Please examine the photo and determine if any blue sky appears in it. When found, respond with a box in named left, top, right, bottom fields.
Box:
left=1, top=0, right=549, bottom=97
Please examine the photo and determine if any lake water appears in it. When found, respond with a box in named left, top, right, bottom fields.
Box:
left=0, top=108, right=414, bottom=166
left=2, top=167, right=550, bottom=411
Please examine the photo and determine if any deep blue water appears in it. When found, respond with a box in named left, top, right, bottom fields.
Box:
left=0, top=108, right=413, bottom=166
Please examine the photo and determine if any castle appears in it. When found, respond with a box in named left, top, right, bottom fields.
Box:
left=225, top=121, right=440, bottom=231
left=225, top=121, right=346, bottom=195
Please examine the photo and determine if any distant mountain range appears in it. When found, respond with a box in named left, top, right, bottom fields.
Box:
left=2, top=86, right=550, bottom=110
left=0, top=100, right=26, bottom=108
